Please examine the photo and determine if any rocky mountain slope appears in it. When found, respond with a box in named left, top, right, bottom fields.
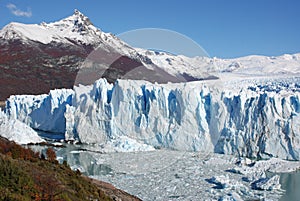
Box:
left=2, top=10, right=299, bottom=101
left=0, top=10, right=199, bottom=100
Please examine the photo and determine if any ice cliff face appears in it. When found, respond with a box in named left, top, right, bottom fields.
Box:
left=215, top=89, right=300, bottom=160
left=65, top=79, right=216, bottom=152
left=0, top=109, right=44, bottom=144
left=5, top=89, right=73, bottom=133
left=5, top=78, right=300, bottom=160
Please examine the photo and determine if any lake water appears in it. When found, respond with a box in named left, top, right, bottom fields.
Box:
left=279, top=171, right=300, bottom=201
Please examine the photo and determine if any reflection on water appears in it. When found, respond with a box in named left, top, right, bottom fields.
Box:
left=55, top=144, right=114, bottom=176
left=280, top=171, right=300, bottom=201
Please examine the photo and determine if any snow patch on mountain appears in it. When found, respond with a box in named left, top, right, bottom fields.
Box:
left=213, top=53, right=300, bottom=75
left=136, top=48, right=217, bottom=80
left=0, top=10, right=114, bottom=46
left=136, top=48, right=300, bottom=82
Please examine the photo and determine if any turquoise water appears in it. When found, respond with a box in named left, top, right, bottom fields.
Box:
left=280, top=171, right=300, bottom=201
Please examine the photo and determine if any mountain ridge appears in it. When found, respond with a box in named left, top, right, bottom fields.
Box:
left=0, top=10, right=103, bottom=45
left=0, top=10, right=300, bottom=101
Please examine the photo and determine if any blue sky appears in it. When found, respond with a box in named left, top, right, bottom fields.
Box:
left=0, top=0, right=300, bottom=58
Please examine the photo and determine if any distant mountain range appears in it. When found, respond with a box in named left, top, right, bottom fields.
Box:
left=1, top=9, right=300, bottom=100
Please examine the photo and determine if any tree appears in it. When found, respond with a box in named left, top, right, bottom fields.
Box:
left=46, top=148, right=56, bottom=162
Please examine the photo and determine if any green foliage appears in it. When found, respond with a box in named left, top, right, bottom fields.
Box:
left=0, top=156, right=37, bottom=200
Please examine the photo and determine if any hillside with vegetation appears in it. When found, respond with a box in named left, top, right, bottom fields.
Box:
left=0, top=136, right=140, bottom=201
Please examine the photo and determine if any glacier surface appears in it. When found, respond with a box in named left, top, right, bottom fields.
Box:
left=5, top=77, right=300, bottom=159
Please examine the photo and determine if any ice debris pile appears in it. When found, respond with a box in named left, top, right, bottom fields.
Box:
left=0, top=109, right=44, bottom=144
left=4, top=77, right=300, bottom=159
left=207, top=156, right=286, bottom=201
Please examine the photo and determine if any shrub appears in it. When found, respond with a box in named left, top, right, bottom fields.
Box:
left=46, top=148, right=56, bottom=162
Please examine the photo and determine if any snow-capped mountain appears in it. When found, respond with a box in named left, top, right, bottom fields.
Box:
left=0, top=9, right=104, bottom=45
left=1, top=9, right=300, bottom=101
left=0, top=10, right=212, bottom=101
left=139, top=48, right=300, bottom=76
left=0, top=9, right=144, bottom=58
left=0, top=10, right=96, bottom=100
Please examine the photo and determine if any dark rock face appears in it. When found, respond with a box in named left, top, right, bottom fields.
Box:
left=0, top=39, right=93, bottom=100
left=0, top=37, right=157, bottom=100
left=0, top=37, right=184, bottom=101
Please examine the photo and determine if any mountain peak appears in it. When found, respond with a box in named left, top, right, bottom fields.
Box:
left=70, top=9, right=92, bottom=26
left=0, top=9, right=106, bottom=45
left=73, top=9, right=84, bottom=17
left=56, top=9, right=93, bottom=32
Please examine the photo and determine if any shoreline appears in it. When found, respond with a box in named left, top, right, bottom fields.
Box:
left=84, top=176, right=142, bottom=201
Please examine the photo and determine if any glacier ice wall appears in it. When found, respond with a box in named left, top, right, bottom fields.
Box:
left=215, top=90, right=300, bottom=160
left=65, top=79, right=216, bottom=152
left=5, top=89, right=74, bottom=133
left=5, top=78, right=300, bottom=160
left=64, top=79, right=300, bottom=160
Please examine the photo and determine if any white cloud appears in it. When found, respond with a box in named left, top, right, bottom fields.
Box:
left=7, top=3, right=32, bottom=17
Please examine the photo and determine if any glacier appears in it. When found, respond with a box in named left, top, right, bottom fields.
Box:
left=0, top=109, right=44, bottom=144
left=4, top=77, right=300, bottom=159
left=5, top=89, right=74, bottom=134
